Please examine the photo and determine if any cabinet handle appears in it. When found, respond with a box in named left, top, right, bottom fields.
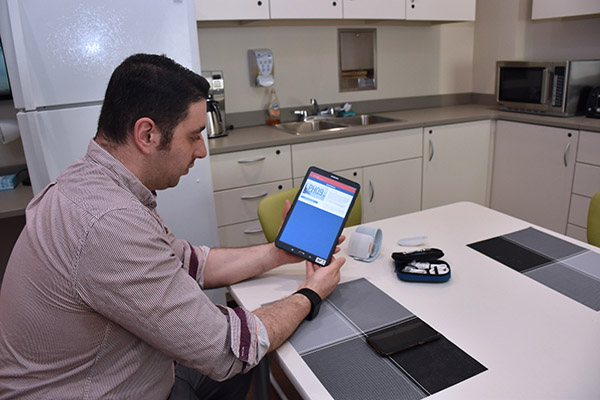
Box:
left=244, top=228, right=263, bottom=234
left=563, top=142, right=570, bottom=167
left=237, top=157, right=266, bottom=164
left=428, top=139, right=435, bottom=162
left=240, top=192, right=268, bottom=200
left=369, top=180, right=375, bottom=203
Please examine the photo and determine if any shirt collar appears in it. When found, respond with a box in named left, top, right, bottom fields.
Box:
left=85, top=139, right=157, bottom=209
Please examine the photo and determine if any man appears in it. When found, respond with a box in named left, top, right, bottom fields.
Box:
left=0, top=54, right=345, bottom=399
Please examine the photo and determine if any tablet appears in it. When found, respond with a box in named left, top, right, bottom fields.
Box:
left=275, top=166, right=360, bottom=266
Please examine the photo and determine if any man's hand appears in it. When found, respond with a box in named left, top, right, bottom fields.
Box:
left=298, top=255, right=345, bottom=299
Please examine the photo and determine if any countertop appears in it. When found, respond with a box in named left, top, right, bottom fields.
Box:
left=208, top=104, right=600, bottom=155
left=3, top=104, right=600, bottom=217
left=0, top=184, right=33, bottom=218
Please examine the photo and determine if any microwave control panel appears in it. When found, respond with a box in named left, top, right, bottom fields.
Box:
left=551, top=66, right=565, bottom=108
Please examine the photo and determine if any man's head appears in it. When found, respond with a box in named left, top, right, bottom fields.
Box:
left=95, top=53, right=210, bottom=150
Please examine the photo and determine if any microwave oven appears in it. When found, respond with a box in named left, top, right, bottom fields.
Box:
left=496, top=60, right=600, bottom=117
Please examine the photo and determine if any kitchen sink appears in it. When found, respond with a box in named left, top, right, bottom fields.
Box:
left=275, top=114, right=403, bottom=135
left=329, top=114, right=400, bottom=126
left=275, top=120, right=348, bottom=135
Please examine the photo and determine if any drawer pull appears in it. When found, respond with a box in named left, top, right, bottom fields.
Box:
left=428, top=139, right=435, bottom=162
left=564, top=142, right=571, bottom=167
left=369, top=180, right=375, bottom=203
left=241, top=192, right=268, bottom=200
left=237, top=157, right=266, bottom=164
left=244, top=228, right=264, bottom=234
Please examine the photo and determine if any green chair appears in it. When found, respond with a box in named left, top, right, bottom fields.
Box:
left=588, top=191, right=600, bottom=247
left=257, top=187, right=362, bottom=243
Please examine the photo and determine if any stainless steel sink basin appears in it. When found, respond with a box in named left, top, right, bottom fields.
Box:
left=330, top=114, right=400, bottom=126
left=275, top=120, right=348, bottom=135
left=275, top=114, right=403, bottom=135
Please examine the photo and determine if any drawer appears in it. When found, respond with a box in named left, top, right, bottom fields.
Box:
left=217, top=220, right=267, bottom=248
left=572, top=163, right=600, bottom=198
left=576, top=130, right=600, bottom=165
left=210, top=145, right=292, bottom=190
left=214, top=180, right=293, bottom=227
left=291, top=129, right=422, bottom=178
left=568, top=193, right=591, bottom=228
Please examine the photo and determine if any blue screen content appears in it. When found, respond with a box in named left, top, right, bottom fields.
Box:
left=279, top=173, right=355, bottom=260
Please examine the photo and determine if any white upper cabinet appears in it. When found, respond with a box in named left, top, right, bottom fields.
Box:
left=406, top=0, right=476, bottom=21
left=195, top=0, right=270, bottom=21
left=343, top=0, right=406, bottom=20
left=270, top=0, right=342, bottom=19
left=532, top=0, right=600, bottom=20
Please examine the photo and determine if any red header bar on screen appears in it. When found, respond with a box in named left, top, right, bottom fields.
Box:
left=309, top=172, right=356, bottom=194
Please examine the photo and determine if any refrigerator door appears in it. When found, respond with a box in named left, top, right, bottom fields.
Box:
left=5, top=0, right=200, bottom=110
left=17, top=105, right=101, bottom=193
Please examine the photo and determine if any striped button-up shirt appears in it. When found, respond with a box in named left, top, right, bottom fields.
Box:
left=0, top=140, right=269, bottom=399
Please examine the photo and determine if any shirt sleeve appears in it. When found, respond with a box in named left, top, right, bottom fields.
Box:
left=75, top=206, right=269, bottom=380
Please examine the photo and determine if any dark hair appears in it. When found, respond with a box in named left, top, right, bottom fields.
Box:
left=96, top=53, right=209, bottom=149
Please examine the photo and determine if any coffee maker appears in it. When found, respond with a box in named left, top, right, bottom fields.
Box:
left=201, top=70, right=227, bottom=138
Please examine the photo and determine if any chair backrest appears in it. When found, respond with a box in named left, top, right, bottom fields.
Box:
left=588, top=191, right=600, bottom=247
left=257, top=187, right=362, bottom=243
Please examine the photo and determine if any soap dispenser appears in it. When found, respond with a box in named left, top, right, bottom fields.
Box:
left=266, top=87, right=280, bottom=126
left=248, top=49, right=275, bottom=87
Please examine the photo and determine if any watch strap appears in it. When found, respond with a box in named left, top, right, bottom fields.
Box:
left=294, top=288, right=322, bottom=320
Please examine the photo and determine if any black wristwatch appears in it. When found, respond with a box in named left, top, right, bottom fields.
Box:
left=294, top=288, right=322, bottom=320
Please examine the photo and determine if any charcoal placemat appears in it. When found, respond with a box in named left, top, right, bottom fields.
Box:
left=390, top=335, right=488, bottom=395
left=467, top=236, right=553, bottom=272
left=468, top=227, right=600, bottom=311
left=290, top=278, right=487, bottom=398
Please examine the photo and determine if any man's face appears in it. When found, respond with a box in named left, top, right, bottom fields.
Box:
left=152, top=100, right=207, bottom=190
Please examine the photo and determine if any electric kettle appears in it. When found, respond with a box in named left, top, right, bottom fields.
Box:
left=206, top=96, right=226, bottom=138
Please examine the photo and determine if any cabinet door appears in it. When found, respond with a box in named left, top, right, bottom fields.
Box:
left=491, top=121, right=578, bottom=234
left=422, top=120, right=492, bottom=210
left=363, top=159, right=422, bottom=223
left=195, top=0, right=270, bottom=20
left=532, top=0, right=600, bottom=20
left=270, top=0, right=342, bottom=19
left=406, top=0, right=476, bottom=21
left=343, top=0, right=405, bottom=19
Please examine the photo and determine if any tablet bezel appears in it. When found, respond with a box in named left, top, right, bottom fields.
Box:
left=274, top=166, right=361, bottom=266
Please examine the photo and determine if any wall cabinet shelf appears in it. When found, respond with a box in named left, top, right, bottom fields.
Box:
left=532, top=0, right=600, bottom=20
left=195, top=0, right=475, bottom=21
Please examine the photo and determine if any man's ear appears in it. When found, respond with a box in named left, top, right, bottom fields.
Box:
left=132, top=117, right=160, bottom=155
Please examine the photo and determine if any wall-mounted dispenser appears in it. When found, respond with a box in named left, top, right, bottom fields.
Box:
left=248, top=49, right=274, bottom=87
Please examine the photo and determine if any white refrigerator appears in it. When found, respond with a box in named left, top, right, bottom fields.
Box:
left=0, top=0, right=219, bottom=247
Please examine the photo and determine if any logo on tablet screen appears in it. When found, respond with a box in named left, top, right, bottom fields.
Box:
left=302, top=182, right=327, bottom=201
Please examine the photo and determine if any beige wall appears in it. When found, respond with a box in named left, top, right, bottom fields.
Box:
left=472, top=0, right=600, bottom=94
left=197, top=22, right=475, bottom=113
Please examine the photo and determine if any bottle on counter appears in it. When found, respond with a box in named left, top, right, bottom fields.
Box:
left=266, top=87, right=281, bottom=126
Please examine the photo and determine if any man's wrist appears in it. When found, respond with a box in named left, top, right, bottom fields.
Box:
left=294, top=288, right=322, bottom=320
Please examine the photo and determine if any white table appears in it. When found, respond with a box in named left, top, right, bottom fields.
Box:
left=228, top=202, right=600, bottom=399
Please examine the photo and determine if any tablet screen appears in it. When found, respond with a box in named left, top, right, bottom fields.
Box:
left=275, top=167, right=360, bottom=266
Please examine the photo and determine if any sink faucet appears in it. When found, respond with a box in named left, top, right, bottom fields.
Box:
left=292, top=99, right=335, bottom=122
left=310, top=98, right=320, bottom=116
